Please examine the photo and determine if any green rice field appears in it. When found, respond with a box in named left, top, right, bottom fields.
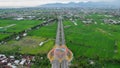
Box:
left=0, top=13, right=120, bottom=67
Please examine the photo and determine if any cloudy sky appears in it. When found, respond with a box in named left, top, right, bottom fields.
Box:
left=0, top=0, right=118, bottom=7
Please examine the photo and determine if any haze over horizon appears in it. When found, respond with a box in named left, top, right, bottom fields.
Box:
left=0, top=0, right=119, bottom=8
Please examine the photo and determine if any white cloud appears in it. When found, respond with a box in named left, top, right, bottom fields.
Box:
left=0, top=0, right=117, bottom=7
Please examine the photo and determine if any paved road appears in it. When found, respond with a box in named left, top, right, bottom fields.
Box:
left=52, top=60, right=60, bottom=68
left=61, top=60, right=69, bottom=68
left=47, top=16, right=73, bottom=68
left=55, top=16, right=65, bottom=45
left=55, top=17, right=61, bottom=45
left=52, top=16, right=69, bottom=68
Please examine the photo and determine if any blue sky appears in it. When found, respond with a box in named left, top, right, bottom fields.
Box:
left=0, top=0, right=118, bottom=7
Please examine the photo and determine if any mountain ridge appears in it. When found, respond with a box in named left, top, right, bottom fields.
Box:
left=39, top=2, right=120, bottom=8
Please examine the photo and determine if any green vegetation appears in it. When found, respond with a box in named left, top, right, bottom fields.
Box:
left=0, top=20, right=42, bottom=33
left=0, top=13, right=120, bottom=67
left=0, top=34, right=10, bottom=40
left=28, top=22, right=57, bottom=38
left=64, top=14, right=120, bottom=67
left=0, top=20, right=43, bottom=41
left=0, top=36, right=54, bottom=55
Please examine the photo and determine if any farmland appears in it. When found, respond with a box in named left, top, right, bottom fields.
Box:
left=0, top=8, right=120, bottom=68
left=0, top=20, right=42, bottom=33
left=0, top=20, right=43, bottom=43
left=28, top=13, right=120, bottom=67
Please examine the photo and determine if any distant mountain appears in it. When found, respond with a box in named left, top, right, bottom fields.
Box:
left=39, top=2, right=120, bottom=8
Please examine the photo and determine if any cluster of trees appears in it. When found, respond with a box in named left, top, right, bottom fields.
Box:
left=31, top=54, right=51, bottom=68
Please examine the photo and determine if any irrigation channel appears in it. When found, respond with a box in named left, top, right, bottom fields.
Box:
left=48, top=16, right=73, bottom=68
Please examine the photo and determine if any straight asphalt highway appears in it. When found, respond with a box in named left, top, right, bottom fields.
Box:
left=48, top=16, right=72, bottom=68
